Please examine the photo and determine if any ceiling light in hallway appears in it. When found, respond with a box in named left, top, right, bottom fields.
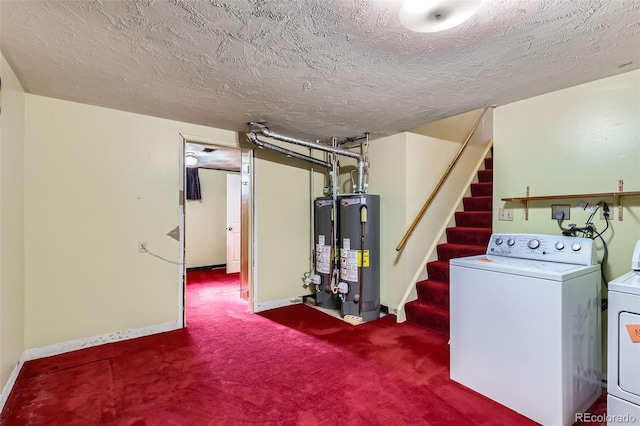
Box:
left=185, top=153, right=198, bottom=166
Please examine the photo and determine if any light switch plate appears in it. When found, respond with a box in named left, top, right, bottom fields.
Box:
left=499, top=208, right=513, bottom=221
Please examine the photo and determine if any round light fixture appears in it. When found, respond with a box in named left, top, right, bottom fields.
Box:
left=185, top=153, right=198, bottom=166
left=399, top=0, right=482, bottom=33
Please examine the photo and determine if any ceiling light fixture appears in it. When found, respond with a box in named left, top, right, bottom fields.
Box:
left=185, top=152, right=198, bottom=166
left=399, top=0, right=482, bottom=33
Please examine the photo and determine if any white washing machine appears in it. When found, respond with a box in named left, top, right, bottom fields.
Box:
left=607, top=242, right=640, bottom=425
left=450, top=233, right=601, bottom=426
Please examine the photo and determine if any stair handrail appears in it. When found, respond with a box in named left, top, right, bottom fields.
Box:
left=395, top=107, right=490, bottom=252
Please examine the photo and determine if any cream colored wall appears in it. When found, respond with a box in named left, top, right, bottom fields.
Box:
left=253, top=140, right=321, bottom=305
left=367, top=133, right=408, bottom=307
left=185, top=169, right=232, bottom=268
left=0, top=55, right=26, bottom=392
left=494, top=70, right=640, bottom=283
left=24, top=95, right=238, bottom=349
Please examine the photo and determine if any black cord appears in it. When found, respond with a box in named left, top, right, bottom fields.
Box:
left=598, top=235, right=609, bottom=286
left=555, top=202, right=611, bottom=310
left=594, top=203, right=610, bottom=310
left=586, top=201, right=609, bottom=224
left=599, top=232, right=609, bottom=312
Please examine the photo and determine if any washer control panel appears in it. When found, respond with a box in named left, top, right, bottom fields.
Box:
left=487, top=233, right=597, bottom=265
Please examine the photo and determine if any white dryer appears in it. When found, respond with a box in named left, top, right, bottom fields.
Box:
left=607, top=242, right=640, bottom=425
left=450, top=233, right=602, bottom=426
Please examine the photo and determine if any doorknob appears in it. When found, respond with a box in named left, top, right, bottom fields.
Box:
left=227, top=227, right=233, bottom=231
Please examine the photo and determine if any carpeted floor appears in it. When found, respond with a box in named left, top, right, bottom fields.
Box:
left=1, top=268, right=605, bottom=425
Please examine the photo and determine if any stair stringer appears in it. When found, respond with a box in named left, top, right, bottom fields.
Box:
left=396, top=142, right=492, bottom=322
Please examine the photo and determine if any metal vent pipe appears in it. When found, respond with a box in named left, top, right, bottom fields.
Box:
left=249, top=122, right=366, bottom=193
left=247, top=132, right=331, bottom=168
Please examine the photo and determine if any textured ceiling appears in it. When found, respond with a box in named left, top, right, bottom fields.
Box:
left=1, top=0, right=639, bottom=140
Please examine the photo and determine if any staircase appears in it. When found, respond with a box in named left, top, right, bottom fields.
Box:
left=404, top=157, right=493, bottom=335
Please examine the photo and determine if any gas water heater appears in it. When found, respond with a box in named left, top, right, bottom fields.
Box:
left=313, top=196, right=340, bottom=309
left=338, top=194, right=380, bottom=322
left=248, top=122, right=379, bottom=321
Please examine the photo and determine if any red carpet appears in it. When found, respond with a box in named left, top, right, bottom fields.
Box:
left=1, top=268, right=604, bottom=425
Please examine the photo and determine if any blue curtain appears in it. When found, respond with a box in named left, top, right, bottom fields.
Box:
left=186, top=167, right=202, bottom=200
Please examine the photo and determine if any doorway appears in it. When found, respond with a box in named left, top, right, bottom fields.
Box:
left=179, top=135, right=253, bottom=326
left=226, top=173, right=241, bottom=274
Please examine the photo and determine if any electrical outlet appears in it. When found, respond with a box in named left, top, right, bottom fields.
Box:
left=138, top=241, right=148, bottom=253
left=498, top=208, right=513, bottom=221
left=600, top=207, right=612, bottom=220
left=551, top=204, right=570, bottom=221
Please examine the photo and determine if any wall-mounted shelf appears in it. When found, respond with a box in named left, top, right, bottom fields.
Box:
left=501, top=186, right=640, bottom=220
left=502, top=191, right=640, bottom=202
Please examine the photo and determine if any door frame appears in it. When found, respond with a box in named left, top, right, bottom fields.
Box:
left=179, top=134, right=255, bottom=325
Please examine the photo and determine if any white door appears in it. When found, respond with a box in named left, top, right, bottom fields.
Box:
left=226, top=174, right=241, bottom=273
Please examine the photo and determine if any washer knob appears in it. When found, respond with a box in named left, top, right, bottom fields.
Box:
left=495, top=238, right=503, bottom=245
left=507, top=239, right=515, bottom=246
left=528, top=239, right=540, bottom=249
left=571, top=243, right=581, bottom=251
left=555, top=242, right=565, bottom=250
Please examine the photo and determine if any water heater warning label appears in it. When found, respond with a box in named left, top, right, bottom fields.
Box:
left=316, top=235, right=331, bottom=274
left=340, top=247, right=359, bottom=281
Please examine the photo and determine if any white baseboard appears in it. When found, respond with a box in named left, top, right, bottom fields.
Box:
left=0, top=353, right=26, bottom=414
left=254, top=296, right=303, bottom=313
left=23, top=320, right=181, bottom=361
